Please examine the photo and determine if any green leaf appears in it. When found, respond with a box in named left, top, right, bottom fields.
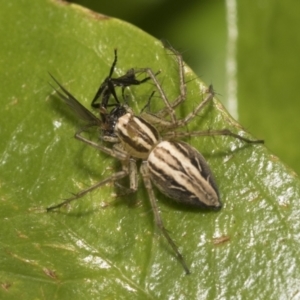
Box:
left=1, top=0, right=300, bottom=299
left=237, top=0, right=300, bottom=175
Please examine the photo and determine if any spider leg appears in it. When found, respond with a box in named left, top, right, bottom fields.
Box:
left=114, top=159, right=139, bottom=196
left=141, top=85, right=215, bottom=131
left=137, top=44, right=187, bottom=121
left=74, top=128, right=128, bottom=160
left=47, top=169, right=129, bottom=211
left=134, top=67, right=177, bottom=124
left=47, top=128, right=139, bottom=211
left=174, top=85, right=215, bottom=128
left=155, top=43, right=187, bottom=117
left=140, top=162, right=191, bottom=275
left=134, top=46, right=212, bottom=130
left=165, top=128, right=264, bottom=144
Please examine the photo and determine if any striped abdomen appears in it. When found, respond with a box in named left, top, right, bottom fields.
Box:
left=147, top=141, right=221, bottom=209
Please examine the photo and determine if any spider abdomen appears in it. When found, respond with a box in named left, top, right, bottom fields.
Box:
left=147, top=140, right=221, bottom=209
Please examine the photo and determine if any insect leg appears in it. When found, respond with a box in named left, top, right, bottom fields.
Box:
left=91, top=49, right=119, bottom=108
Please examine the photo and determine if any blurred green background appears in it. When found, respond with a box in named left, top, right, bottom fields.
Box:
left=72, top=0, right=300, bottom=175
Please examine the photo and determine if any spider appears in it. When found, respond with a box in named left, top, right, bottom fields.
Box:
left=48, top=46, right=264, bottom=274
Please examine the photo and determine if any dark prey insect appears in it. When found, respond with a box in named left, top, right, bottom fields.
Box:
left=48, top=47, right=264, bottom=274
left=90, top=49, right=159, bottom=137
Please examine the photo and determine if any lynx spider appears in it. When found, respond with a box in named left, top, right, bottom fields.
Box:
left=48, top=46, right=263, bottom=274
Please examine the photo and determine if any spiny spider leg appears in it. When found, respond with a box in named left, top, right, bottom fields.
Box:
left=132, top=45, right=196, bottom=125
left=164, top=129, right=264, bottom=144
left=140, top=162, right=190, bottom=274
left=113, top=159, right=138, bottom=197
left=135, top=48, right=263, bottom=144
left=73, top=128, right=127, bottom=160
left=173, top=84, right=215, bottom=129
left=134, top=44, right=187, bottom=122
left=134, top=67, right=177, bottom=123
left=140, top=91, right=156, bottom=113
left=155, top=44, right=187, bottom=117
left=47, top=170, right=129, bottom=211
left=139, top=85, right=215, bottom=131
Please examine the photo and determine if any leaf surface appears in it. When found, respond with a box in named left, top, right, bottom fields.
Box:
left=0, top=1, right=299, bottom=299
